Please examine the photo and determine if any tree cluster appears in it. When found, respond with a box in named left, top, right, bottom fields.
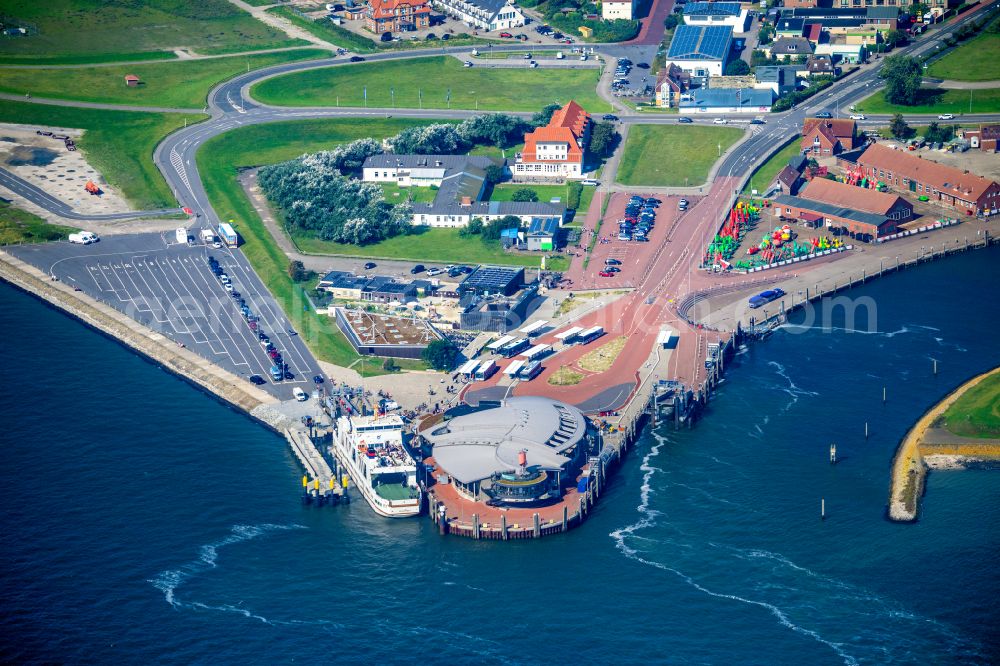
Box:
left=389, top=114, right=533, bottom=153
left=421, top=339, right=459, bottom=371
left=889, top=113, right=915, bottom=140
left=567, top=181, right=583, bottom=210
left=924, top=121, right=954, bottom=144
left=880, top=55, right=923, bottom=106
left=725, top=60, right=751, bottom=76
left=588, top=121, right=619, bottom=158
left=258, top=147, right=412, bottom=245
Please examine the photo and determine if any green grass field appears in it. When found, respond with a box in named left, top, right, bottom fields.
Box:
left=941, top=371, right=1000, bottom=439
left=489, top=182, right=595, bottom=212
left=0, top=100, right=203, bottom=209
left=250, top=56, right=608, bottom=112
left=0, top=50, right=328, bottom=109
left=197, top=117, right=444, bottom=373
left=0, top=0, right=306, bottom=63
left=856, top=87, right=1000, bottom=115
left=617, top=125, right=744, bottom=187
left=0, top=201, right=77, bottom=245
left=927, top=20, right=1000, bottom=81
left=291, top=227, right=569, bottom=271
left=741, top=137, right=802, bottom=195
left=379, top=183, right=438, bottom=204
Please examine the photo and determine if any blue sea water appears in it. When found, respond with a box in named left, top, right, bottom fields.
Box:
left=1, top=247, right=999, bottom=665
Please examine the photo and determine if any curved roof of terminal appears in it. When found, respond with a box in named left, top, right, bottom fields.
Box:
left=421, top=396, right=587, bottom=484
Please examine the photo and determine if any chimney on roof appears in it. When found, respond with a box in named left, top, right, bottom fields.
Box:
left=461, top=196, right=472, bottom=206
left=435, top=160, right=443, bottom=167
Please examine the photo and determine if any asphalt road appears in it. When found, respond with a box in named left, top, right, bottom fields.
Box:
left=6, top=232, right=325, bottom=400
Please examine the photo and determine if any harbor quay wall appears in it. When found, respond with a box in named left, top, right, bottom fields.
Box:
left=888, top=366, right=1000, bottom=522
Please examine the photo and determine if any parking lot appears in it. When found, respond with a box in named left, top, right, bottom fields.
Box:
left=576, top=191, right=688, bottom=289
left=8, top=231, right=324, bottom=400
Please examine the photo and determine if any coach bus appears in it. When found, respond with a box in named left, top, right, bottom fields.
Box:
left=518, top=360, right=543, bottom=381
left=475, top=359, right=498, bottom=381
left=499, top=337, right=531, bottom=358
left=576, top=326, right=605, bottom=345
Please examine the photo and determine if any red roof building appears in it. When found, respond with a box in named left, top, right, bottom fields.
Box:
left=801, top=118, right=857, bottom=155
left=513, top=101, right=592, bottom=180
left=800, top=177, right=913, bottom=220
left=124, top=74, right=141, bottom=87
left=365, top=0, right=431, bottom=34
left=856, top=143, right=1000, bottom=215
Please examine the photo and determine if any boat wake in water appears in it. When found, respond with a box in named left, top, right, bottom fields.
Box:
left=609, top=430, right=984, bottom=665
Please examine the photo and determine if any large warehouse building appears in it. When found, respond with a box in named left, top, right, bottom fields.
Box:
left=420, top=396, right=592, bottom=506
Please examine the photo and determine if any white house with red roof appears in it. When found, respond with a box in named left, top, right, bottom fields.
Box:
left=512, top=101, right=591, bottom=181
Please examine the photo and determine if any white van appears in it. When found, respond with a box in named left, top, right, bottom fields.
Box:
left=69, top=231, right=99, bottom=244
left=581, top=179, right=599, bottom=186
left=293, top=387, right=308, bottom=401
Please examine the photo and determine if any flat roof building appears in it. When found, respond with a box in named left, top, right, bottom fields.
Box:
left=459, top=265, right=524, bottom=296
left=666, top=25, right=734, bottom=80
left=333, top=307, right=444, bottom=359
left=420, top=396, right=591, bottom=505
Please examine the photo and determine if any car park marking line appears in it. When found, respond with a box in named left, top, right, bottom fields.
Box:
left=172, top=253, right=264, bottom=373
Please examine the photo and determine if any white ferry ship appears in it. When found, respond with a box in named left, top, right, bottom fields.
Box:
left=332, top=413, right=422, bottom=518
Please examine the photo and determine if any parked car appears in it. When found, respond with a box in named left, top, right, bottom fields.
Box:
left=248, top=374, right=266, bottom=385
left=380, top=32, right=392, bottom=42
left=463, top=60, right=473, bottom=67
left=523, top=52, right=532, bottom=59
left=599, top=270, right=615, bottom=277
left=678, top=117, right=693, bottom=123
left=636, top=62, right=650, bottom=69
left=363, top=261, right=377, bottom=269
left=410, top=264, right=425, bottom=274
left=499, top=31, right=513, bottom=38
left=530, top=61, right=538, bottom=68
left=605, top=258, right=622, bottom=265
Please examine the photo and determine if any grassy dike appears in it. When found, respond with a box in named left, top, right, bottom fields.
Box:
left=250, top=56, right=608, bottom=113
left=196, top=117, right=439, bottom=374
left=888, top=366, right=1000, bottom=522
left=0, top=100, right=204, bottom=209
left=0, top=49, right=329, bottom=109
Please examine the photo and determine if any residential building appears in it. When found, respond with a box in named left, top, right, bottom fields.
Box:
left=782, top=0, right=819, bottom=9
left=775, top=17, right=806, bottom=38
left=682, top=2, right=750, bottom=33
left=776, top=164, right=803, bottom=195
left=363, top=153, right=493, bottom=191
left=411, top=199, right=565, bottom=228
left=801, top=118, right=857, bottom=155
left=754, top=65, right=802, bottom=96
left=513, top=100, right=591, bottom=180
left=768, top=36, right=815, bottom=61
left=856, top=143, right=1000, bottom=215
left=665, top=24, right=734, bottom=80
left=771, top=193, right=900, bottom=240
left=365, top=0, right=431, bottom=33
left=318, top=272, right=422, bottom=303
left=804, top=23, right=823, bottom=44
left=679, top=87, right=774, bottom=113
left=805, top=54, right=837, bottom=76
left=799, top=178, right=914, bottom=222
left=601, top=0, right=635, bottom=21
left=785, top=6, right=901, bottom=30
left=654, top=63, right=691, bottom=108
left=432, top=0, right=525, bottom=31
left=960, top=125, right=1000, bottom=152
